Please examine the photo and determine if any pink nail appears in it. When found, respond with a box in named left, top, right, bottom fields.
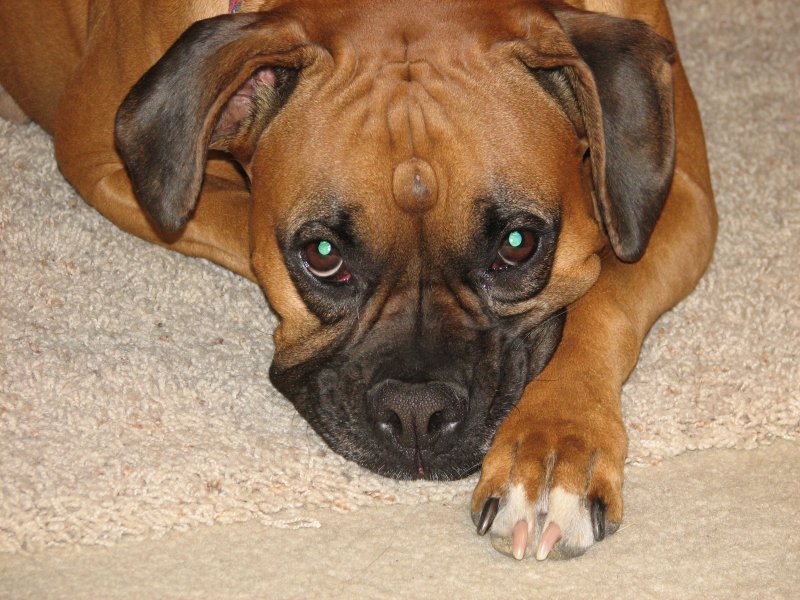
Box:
left=536, top=522, right=562, bottom=561
left=512, top=520, right=528, bottom=560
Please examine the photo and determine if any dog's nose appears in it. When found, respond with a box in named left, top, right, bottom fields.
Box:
left=368, top=380, right=467, bottom=449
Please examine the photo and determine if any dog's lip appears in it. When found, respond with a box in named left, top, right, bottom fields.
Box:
left=389, top=444, right=485, bottom=480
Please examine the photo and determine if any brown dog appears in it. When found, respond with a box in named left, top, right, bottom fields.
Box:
left=0, top=0, right=716, bottom=560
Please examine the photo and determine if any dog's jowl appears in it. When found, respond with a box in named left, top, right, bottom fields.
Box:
left=0, top=0, right=716, bottom=561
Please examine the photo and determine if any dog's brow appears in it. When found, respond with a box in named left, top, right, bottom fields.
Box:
left=280, top=191, right=359, bottom=245
left=475, top=185, right=558, bottom=239
left=319, top=206, right=356, bottom=243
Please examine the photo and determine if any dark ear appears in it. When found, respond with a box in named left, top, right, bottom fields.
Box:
left=531, top=9, right=676, bottom=262
left=115, top=13, right=308, bottom=232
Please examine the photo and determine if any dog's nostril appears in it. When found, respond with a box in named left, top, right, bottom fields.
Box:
left=427, top=410, right=444, bottom=435
left=378, top=410, right=403, bottom=438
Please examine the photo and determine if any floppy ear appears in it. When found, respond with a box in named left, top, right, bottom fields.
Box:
left=526, top=9, right=676, bottom=262
left=115, top=13, right=309, bottom=232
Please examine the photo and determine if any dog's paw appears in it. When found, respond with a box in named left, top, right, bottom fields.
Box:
left=471, top=417, right=626, bottom=561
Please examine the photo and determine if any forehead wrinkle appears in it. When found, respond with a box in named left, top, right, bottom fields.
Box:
left=376, top=60, right=446, bottom=165
left=385, top=78, right=415, bottom=159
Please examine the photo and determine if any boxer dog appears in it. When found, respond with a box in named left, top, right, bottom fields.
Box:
left=0, top=0, right=716, bottom=560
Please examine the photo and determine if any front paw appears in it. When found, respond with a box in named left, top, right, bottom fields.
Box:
left=471, top=416, right=626, bottom=561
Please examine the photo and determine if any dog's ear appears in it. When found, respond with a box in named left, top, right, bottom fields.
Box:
left=115, top=13, right=309, bottom=232
left=523, top=9, right=676, bottom=262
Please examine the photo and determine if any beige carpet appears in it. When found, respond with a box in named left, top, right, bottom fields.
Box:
left=0, top=0, right=799, bottom=595
left=2, top=442, right=798, bottom=599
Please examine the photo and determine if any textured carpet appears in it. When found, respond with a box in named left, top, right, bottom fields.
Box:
left=1, top=0, right=798, bottom=556
left=3, top=442, right=799, bottom=600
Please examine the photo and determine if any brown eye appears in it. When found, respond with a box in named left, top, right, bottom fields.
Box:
left=303, top=240, right=351, bottom=282
left=491, top=229, right=538, bottom=270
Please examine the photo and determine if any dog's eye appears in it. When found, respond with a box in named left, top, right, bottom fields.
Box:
left=491, top=229, right=538, bottom=271
left=303, top=240, right=352, bottom=283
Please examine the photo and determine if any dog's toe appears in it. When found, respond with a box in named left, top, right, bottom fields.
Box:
left=477, top=484, right=613, bottom=561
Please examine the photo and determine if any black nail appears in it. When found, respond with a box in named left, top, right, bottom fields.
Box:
left=477, top=497, right=499, bottom=536
left=591, top=498, right=607, bottom=541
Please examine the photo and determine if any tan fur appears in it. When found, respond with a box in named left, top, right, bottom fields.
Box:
left=0, top=0, right=716, bottom=558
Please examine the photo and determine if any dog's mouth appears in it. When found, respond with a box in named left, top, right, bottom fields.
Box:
left=272, top=367, right=494, bottom=480
left=269, top=312, right=565, bottom=480
left=311, top=376, right=500, bottom=481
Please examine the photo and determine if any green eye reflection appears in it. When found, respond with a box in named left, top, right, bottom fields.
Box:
left=492, top=228, right=538, bottom=270
left=507, top=230, right=523, bottom=248
left=304, top=239, right=350, bottom=282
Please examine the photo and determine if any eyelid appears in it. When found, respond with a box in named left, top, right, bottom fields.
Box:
left=305, top=260, right=343, bottom=279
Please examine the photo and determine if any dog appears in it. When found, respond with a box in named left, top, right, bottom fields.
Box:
left=0, top=0, right=716, bottom=561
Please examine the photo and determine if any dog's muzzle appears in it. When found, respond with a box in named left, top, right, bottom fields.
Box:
left=270, top=306, right=565, bottom=480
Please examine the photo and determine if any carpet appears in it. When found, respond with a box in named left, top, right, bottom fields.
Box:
left=4, top=442, right=798, bottom=599
left=1, top=0, right=798, bottom=556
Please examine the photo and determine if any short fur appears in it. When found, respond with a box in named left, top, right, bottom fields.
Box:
left=0, top=0, right=716, bottom=560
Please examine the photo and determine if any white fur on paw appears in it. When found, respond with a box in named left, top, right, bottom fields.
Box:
left=489, top=483, right=544, bottom=558
left=538, top=487, right=593, bottom=559
left=489, top=485, right=593, bottom=560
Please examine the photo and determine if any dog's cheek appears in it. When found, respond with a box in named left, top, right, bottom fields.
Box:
left=248, top=174, right=310, bottom=326
left=535, top=201, right=605, bottom=312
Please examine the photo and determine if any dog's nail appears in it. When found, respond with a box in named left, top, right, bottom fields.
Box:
left=512, top=520, right=528, bottom=560
left=476, top=497, right=499, bottom=536
left=591, top=498, right=607, bottom=541
left=536, top=522, right=562, bottom=561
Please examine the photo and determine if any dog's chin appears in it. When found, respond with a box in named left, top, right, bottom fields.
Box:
left=314, top=428, right=492, bottom=481
left=364, top=451, right=484, bottom=481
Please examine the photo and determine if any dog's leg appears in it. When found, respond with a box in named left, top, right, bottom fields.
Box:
left=472, top=55, right=717, bottom=560
left=54, top=148, right=255, bottom=280
left=0, top=83, right=30, bottom=124
left=472, top=172, right=716, bottom=560
left=53, top=83, right=255, bottom=280
left=46, top=2, right=256, bottom=279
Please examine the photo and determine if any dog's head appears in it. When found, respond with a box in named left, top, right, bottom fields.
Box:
left=115, top=0, right=674, bottom=479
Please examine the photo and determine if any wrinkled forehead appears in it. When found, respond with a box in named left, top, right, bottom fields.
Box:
left=289, top=0, right=547, bottom=44
left=254, top=0, right=578, bottom=261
